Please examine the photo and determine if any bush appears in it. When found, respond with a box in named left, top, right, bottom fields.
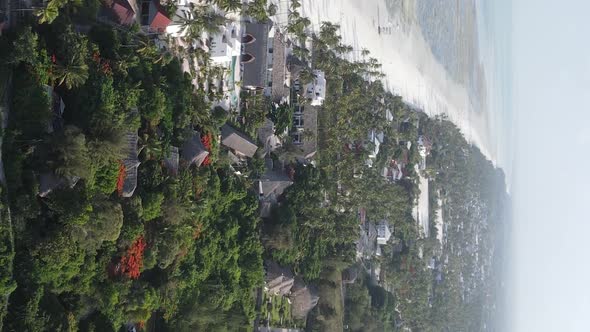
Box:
left=141, top=192, right=164, bottom=221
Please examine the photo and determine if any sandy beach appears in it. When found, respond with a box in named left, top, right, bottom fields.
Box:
left=271, top=0, right=495, bottom=164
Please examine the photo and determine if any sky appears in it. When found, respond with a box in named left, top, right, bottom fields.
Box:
left=510, top=0, right=590, bottom=330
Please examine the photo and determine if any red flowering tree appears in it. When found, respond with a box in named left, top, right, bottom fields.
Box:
left=101, top=61, right=112, bottom=75
left=201, top=133, right=213, bottom=166
left=116, top=163, right=126, bottom=196
left=91, top=50, right=112, bottom=75
left=119, top=236, right=146, bottom=279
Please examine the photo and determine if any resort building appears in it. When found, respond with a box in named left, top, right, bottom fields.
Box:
left=417, top=135, right=432, bottom=170
left=44, top=85, right=65, bottom=134
left=342, top=267, right=359, bottom=284
left=209, top=22, right=242, bottom=64
left=365, top=129, right=384, bottom=167
left=269, top=30, right=291, bottom=104
left=289, top=278, right=319, bottom=320
left=285, top=73, right=319, bottom=163
left=376, top=221, right=392, bottom=245
left=38, top=173, right=79, bottom=198
left=418, top=135, right=432, bottom=158
left=208, top=22, right=243, bottom=110
left=221, top=124, right=258, bottom=159
left=140, top=0, right=171, bottom=34
left=290, top=104, right=318, bottom=162
left=264, top=260, right=295, bottom=296
left=121, top=131, right=140, bottom=197
left=257, top=159, right=293, bottom=218
left=304, top=70, right=326, bottom=106
left=163, top=146, right=179, bottom=175
left=181, top=131, right=209, bottom=167
left=257, top=118, right=282, bottom=157
left=108, top=0, right=136, bottom=26
left=242, top=22, right=271, bottom=91
left=385, top=108, right=394, bottom=122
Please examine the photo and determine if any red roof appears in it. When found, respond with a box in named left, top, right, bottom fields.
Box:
left=150, top=4, right=170, bottom=33
left=112, top=0, right=135, bottom=26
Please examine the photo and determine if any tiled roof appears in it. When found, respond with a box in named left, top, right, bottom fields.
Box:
left=221, top=124, right=258, bottom=158
left=149, top=1, right=170, bottom=33
left=181, top=131, right=209, bottom=167
left=243, top=23, right=270, bottom=89
left=271, top=32, right=289, bottom=103
left=111, top=0, right=135, bottom=26
left=258, top=166, right=293, bottom=218
left=122, top=131, right=140, bottom=197
left=163, top=146, right=179, bottom=175
left=289, top=278, right=319, bottom=320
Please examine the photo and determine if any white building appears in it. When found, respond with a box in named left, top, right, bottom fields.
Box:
left=204, top=22, right=244, bottom=111
left=417, top=135, right=432, bottom=158
left=376, top=221, right=392, bottom=245
left=385, top=108, right=394, bottom=122
left=305, top=70, right=326, bottom=106
left=209, top=22, right=242, bottom=65
left=365, top=129, right=384, bottom=167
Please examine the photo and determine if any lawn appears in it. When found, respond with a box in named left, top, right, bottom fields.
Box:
left=259, top=292, right=295, bottom=328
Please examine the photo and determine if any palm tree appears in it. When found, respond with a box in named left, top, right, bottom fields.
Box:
left=287, top=16, right=310, bottom=38
left=211, top=0, right=242, bottom=13
left=334, top=43, right=353, bottom=55
left=35, top=4, right=59, bottom=24
left=292, top=45, right=310, bottom=62
left=181, top=8, right=228, bottom=40
left=290, top=0, right=301, bottom=11
left=244, top=0, right=269, bottom=22
left=193, top=47, right=211, bottom=67
left=35, top=0, right=69, bottom=24
left=267, top=3, right=278, bottom=16
left=139, top=133, right=163, bottom=160
left=298, top=68, right=316, bottom=85
left=319, top=21, right=341, bottom=47
left=136, top=41, right=170, bottom=64
left=52, top=58, right=89, bottom=89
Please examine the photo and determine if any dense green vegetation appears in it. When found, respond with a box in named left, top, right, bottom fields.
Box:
left=0, top=14, right=263, bottom=331
left=422, top=116, right=508, bottom=331
left=259, top=18, right=507, bottom=331
left=344, top=270, right=397, bottom=332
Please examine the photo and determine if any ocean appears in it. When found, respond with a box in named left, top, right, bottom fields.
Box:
left=475, top=0, right=514, bottom=185
left=408, top=0, right=514, bottom=183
